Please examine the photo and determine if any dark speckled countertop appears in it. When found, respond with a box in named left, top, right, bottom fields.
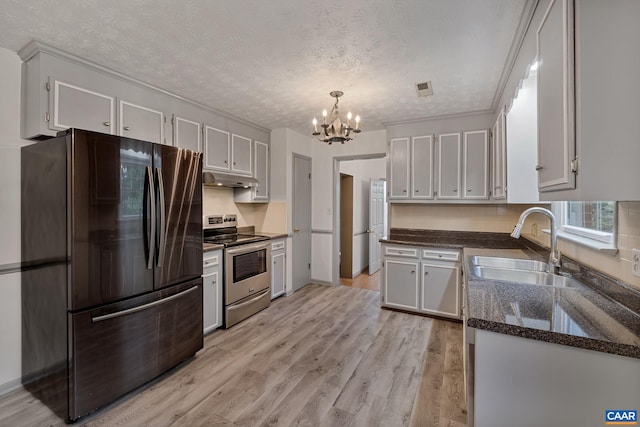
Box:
left=381, top=228, right=538, bottom=250
left=463, top=248, right=640, bottom=359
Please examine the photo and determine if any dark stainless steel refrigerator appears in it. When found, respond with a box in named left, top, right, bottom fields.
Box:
left=21, top=128, right=204, bottom=422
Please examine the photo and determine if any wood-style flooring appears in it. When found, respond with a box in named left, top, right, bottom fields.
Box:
left=340, top=269, right=381, bottom=292
left=0, top=285, right=466, bottom=427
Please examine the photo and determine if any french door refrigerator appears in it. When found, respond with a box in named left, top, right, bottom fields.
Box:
left=21, top=128, right=203, bottom=422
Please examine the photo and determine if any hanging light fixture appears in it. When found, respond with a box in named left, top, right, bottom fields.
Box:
left=312, top=91, right=361, bottom=144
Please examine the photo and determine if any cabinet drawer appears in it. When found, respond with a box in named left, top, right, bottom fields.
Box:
left=421, top=248, right=460, bottom=262
left=203, top=252, right=220, bottom=268
left=271, top=241, right=285, bottom=251
left=384, top=246, right=419, bottom=258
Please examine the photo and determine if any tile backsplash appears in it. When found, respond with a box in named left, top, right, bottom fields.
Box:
left=390, top=202, right=640, bottom=290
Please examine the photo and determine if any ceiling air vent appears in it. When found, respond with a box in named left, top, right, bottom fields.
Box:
left=416, top=81, right=433, bottom=97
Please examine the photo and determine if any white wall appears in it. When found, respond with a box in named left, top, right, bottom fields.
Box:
left=0, top=47, right=31, bottom=393
left=310, top=130, right=387, bottom=283
left=340, top=157, right=386, bottom=277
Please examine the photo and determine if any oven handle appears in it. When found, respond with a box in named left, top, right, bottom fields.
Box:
left=228, top=289, right=270, bottom=310
left=225, top=241, right=270, bottom=256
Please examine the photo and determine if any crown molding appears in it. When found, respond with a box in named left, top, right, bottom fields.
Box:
left=490, top=0, right=540, bottom=114
left=17, top=39, right=271, bottom=134
left=382, top=109, right=493, bottom=127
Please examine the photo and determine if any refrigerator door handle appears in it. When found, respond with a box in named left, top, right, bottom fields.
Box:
left=146, top=166, right=156, bottom=270
left=156, top=167, right=166, bottom=268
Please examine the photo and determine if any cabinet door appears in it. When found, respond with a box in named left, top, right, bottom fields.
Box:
left=173, top=115, right=201, bottom=152
left=203, top=271, right=221, bottom=333
left=271, top=251, right=285, bottom=299
left=536, top=0, right=576, bottom=192
left=493, top=110, right=507, bottom=199
left=463, top=130, right=489, bottom=199
left=204, top=126, right=230, bottom=171
left=383, top=259, right=419, bottom=310
left=437, top=133, right=461, bottom=199
left=231, top=134, right=252, bottom=175
left=51, top=79, right=114, bottom=134
left=411, top=135, right=434, bottom=199
left=119, top=101, right=164, bottom=144
left=253, top=141, right=269, bottom=201
left=421, top=262, right=460, bottom=318
left=389, top=138, right=410, bottom=199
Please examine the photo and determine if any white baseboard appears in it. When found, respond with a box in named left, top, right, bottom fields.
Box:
left=0, top=377, right=22, bottom=396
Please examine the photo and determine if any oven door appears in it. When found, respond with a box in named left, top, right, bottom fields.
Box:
left=224, top=241, right=271, bottom=304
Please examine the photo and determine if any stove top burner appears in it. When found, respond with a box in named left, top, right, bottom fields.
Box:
left=204, top=233, right=269, bottom=247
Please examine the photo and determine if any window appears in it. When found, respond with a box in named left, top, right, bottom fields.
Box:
left=551, top=201, right=617, bottom=248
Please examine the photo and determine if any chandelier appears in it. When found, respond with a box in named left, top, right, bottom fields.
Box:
left=312, top=91, right=361, bottom=144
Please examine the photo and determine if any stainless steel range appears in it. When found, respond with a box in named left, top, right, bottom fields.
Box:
left=204, top=214, right=271, bottom=328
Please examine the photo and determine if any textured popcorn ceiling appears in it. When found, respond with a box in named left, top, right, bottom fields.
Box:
left=0, top=0, right=527, bottom=132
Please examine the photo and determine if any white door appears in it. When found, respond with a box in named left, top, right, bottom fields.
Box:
left=292, top=155, right=311, bottom=292
left=368, top=179, right=385, bottom=274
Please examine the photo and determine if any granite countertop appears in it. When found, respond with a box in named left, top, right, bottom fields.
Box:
left=380, top=228, right=537, bottom=250
left=203, top=242, right=224, bottom=252
left=257, top=231, right=289, bottom=240
left=463, top=247, right=640, bottom=359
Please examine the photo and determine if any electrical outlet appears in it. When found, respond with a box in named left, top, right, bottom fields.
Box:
left=633, top=249, right=640, bottom=278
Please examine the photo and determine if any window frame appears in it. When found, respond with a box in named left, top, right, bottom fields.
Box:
left=550, top=201, right=618, bottom=250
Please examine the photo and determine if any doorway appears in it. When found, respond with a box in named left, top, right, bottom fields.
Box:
left=332, top=155, right=386, bottom=288
left=339, top=173, right=354, bottom=279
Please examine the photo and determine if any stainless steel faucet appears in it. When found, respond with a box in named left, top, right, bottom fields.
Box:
left=511, top=207, right=561, bottom=274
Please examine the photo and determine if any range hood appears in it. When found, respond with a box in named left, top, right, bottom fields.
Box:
left=202, top=171, right=258, bottom=188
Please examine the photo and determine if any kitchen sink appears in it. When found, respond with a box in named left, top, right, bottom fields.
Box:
left=471, top=256, right=549, bottom=272
left=472, top=266, right=587, bottom=289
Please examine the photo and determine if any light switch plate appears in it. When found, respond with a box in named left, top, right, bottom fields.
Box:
left=632, top=249, right=640, bottom=278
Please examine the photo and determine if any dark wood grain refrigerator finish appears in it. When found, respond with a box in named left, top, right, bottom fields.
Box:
left=21, top=129, right=204, bottom=422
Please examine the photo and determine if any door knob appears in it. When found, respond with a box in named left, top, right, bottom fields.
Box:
left=366, top=229, right=374, bottom=233
left=294, top=228, right=300, bottom=232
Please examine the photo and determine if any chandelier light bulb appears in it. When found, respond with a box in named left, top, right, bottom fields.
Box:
left=347, top=111, right=352, bottom=120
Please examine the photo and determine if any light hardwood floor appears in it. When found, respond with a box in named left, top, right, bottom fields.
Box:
left=0, top=285, right=466, bottom=427
left=340, top=269, right=381, bottom=292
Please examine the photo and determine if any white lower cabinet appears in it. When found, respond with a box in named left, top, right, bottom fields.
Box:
left=271, top=239, right=286, bottom=299
left=202, top=249, right=223, bottom=334
left=382, top=244, right=461, bottom=319
left=421, top=261, right=460, bottom=318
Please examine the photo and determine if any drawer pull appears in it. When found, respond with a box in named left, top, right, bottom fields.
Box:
left=92, top=286, right=198, bottom=322
left=102, top=121, right=110, bottom=127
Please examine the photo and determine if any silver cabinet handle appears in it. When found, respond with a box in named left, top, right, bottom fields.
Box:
left=103, top=121, right=110, bottom=127
left=467, top=188, right=472, bottom=192
left=415, top=189, right=419, bottom=192
left=294, top=228, right=300, bottom=232
left=403, top=189, right=407, bottom=193
left=92, top=285, right=198, bottom=322
left=411, top=270, right=415, bottom=274
left=452, top=189, right=458, bottom=193
left=424, top=271, right=429, bottom=275
left=123, top=126, right=130, bottom=131
left=535, top=165, right=544, bottom=171
left=224, top=160, right=228, bottom=164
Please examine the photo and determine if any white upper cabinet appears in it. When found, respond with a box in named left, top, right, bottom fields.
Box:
left=534, top=0, right=640, bottom=200
left=118, top=100, right=165, bottom=144
left=253, top=140, right=269, bottom=200
left=389, top=136, right=433, bottom=200
left=204, top=126, right=230, bottom=171
left=463, top=130, right=489, bottom=199
left=536, top=0, right=576, bottom=193
left=389, top=137, right=410, bottom=199
left=492, top=110, right=507, bottom=200
left=50, top=79, right=115, bottom=135
left=172, top=115, right=201, bottom=152
left=411, top=135, right=434, bottom=200
left=235, top=139, right=269, bottom=203
left=437, top=133, right=461, bottom=199
left=231, top=134, right=252, bottom=175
